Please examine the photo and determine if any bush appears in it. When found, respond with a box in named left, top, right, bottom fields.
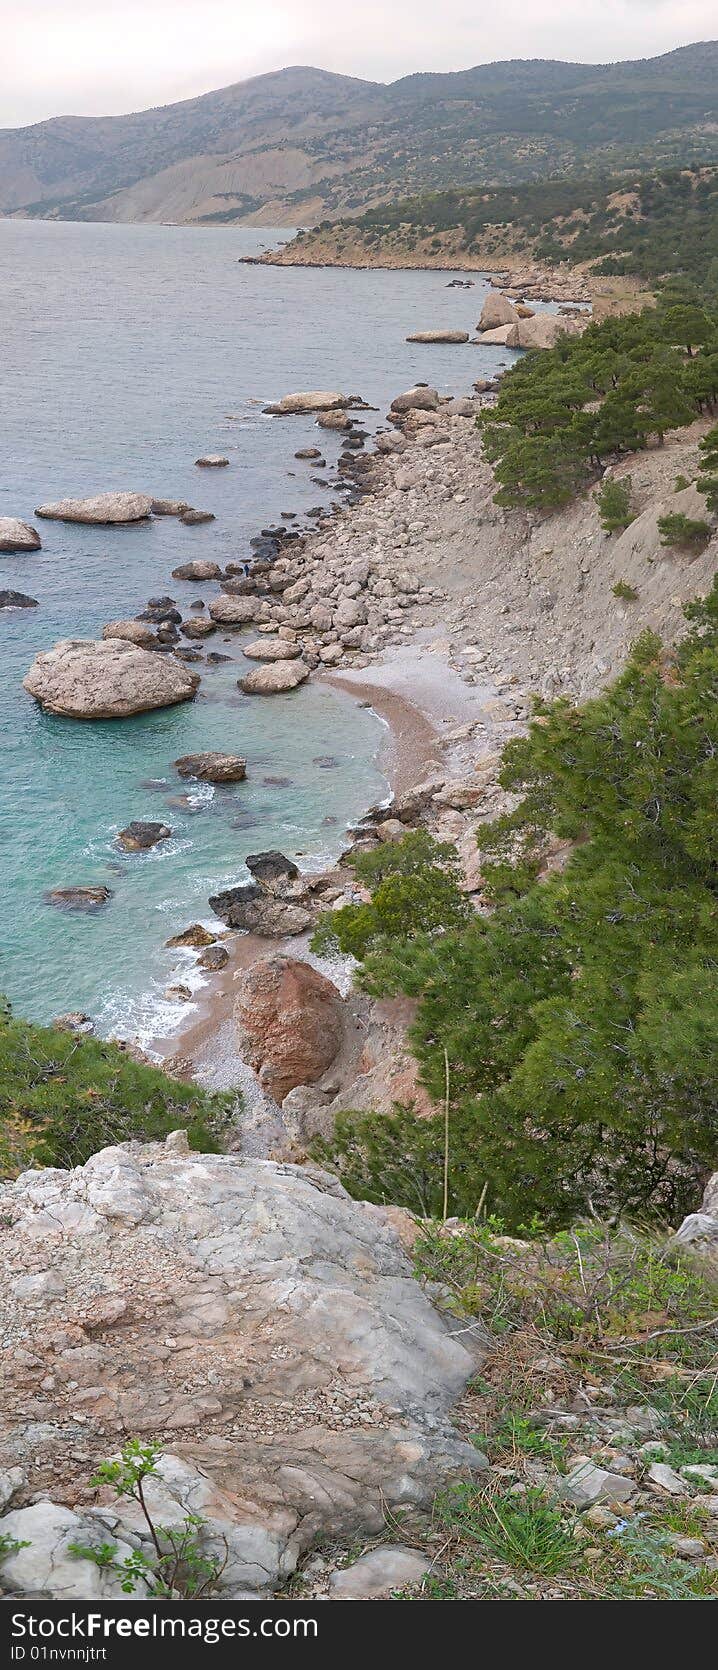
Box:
left=612, top=579, right=639, bottom=600
left=595, top=476, right=635, bottom=533
left=316, top=585, right=718, bottom=1230
left=0, top=1000, right=234, bottom=1174
left=657, top=512, right=712, bottom=549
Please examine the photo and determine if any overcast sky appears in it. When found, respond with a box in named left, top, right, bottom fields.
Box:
left=1, top=0, right=715, bottom=128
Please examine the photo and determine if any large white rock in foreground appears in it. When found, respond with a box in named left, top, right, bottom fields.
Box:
left=23, top=638, right=200, bottom=717
left=0, top=1140, right=485, bottom=1597
left=35, top=492, right=153, bottom=524
left=0, top=517, right=41, bottom=552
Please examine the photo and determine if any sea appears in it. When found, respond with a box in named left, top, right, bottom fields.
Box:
left=0, top=220, right=519, bottom=1045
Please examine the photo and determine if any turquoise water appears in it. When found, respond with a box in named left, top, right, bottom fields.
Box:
left=0, top=221, right=509, bottom=1040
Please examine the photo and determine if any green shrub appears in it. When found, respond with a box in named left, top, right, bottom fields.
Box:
left=657, top=512, right=712, bottom=549
left=612, top=579, right=639, bottom=600
left=595, top=476, right=635, bottom=533
left=0, top=1001, right=234, bottom=1174
left=437, top=1483, right=574, bottom=1575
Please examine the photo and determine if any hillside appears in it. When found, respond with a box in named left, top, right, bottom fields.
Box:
left=264, top=164, right=718, bottom=287
left=2, top=44, right=718, bottom=226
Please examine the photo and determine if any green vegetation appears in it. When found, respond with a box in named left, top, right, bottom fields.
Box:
left=0, top=999, right=233, bottom=1175
left=313, top=584, right=718, bottom=1231
left=479, top=294, right=718, bottom=512
left=438, top=1482, right=575, bottom=1575
left=68, top=1442, right=226, bottom=1597
left=612, top=580, right=639, bottom=600
left=698, top=424, right=718, bottom=512
left=657, top=512, right=713, bottom=549
left=595, top=475, right=635, bottom=532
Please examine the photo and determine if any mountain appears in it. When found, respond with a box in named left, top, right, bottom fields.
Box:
left=2, top=44, right=718, bottom=227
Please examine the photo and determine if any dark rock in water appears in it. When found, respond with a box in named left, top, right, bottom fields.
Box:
left=147, top=596, right=177, bottom=609
left=175, top=647, right=203, bottom=662
left=313, top=755, right=340, bottom=769
left=180, top=509, right=215, bottom=525
left=45, top=885, right=113, bottom=912
left=190, top=599, right=206, bottom=610
left=262, top=775, right=293, bottom=788
left=181, top=618, right=216, bottom=639
left=139, top=605, right=182, bottom=624
left=52, top=1011, right=95, bottom=1034
left=166, top=923, right=217, bottom=949
left=0, top=590, right=38, bottom=608
left=175, top=751, right=247, bottom=784
left=195, top=455, right=229, bottom=468
left=198, top=942, right=230, bottom=971
left=209, top=881, right=310, bottom=935
left=206, top=652, right=232, bottom=664
left=139, top=778, right=169, bottom=791
left=322, top=815, right=339, bottom=826
left=151, top=499, right=190, bottom=516
left=117, top=820, right=172, bottom=852
left=245, top=850, right=299, bottom=887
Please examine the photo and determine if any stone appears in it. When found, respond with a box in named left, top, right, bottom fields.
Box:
left=45, top=885, right=113, bottom=912
left=0, top=1140, right=483, bottom=1597
left=328, top=1545, right=430, bottom=1598
left=672, top=1172, right=718, bottom=1253
left=317, top=411, right=352, bottom=430
left=235, top=955, right=344, bottom=1102
left=52, top=1011, right=95, bottom=1034
left=35, top=492, right=152, bottom=524
left=335, top=597, right=367, bottom=628
left=244, top=851, right=300, bottom=889
left=101, top=619, right=158, bottom=646
left=559, top=1462, right=636, bottom=1509
left=271, top=391, right=351, bottom=415
left=208, top=595, right=258, bottom=626
left=477, top=293, right=518, bottom=331
left=171, top=561, right=222, bottom=581
left=166, top=924, right=217, bottom=949
left=209, top=883, right=312, bottom=936
left=195, top=456, right=229, bottom=467
left=376, top=818, right=407, bottom=842
left=477, top=324, right=513, bottom=345
left=165, top=983, right=192, bottom=1001
left=0, top=1468, right=25, bottom=1512
left=151, top=499, right=190, bottom=516
left=198, top=942, right=230, bottom=971
left=23, top=639, right=200, bottom=718
left=174, top=752, right=247, bottom=783
left=241, top=639, right=303, bottom=661
left=180, top=509, right=216, bottom=525
left=669, top=1536, right=706, bottom=1560
left=443, top=397, right=475, bottom=416
left=506, top=313, right=589, bottom=351
left=406, top=331, right=469, bottom=344
left=646, top=1462, right=688, bottom=1496
left=239, top=660, right=310, bottom=695
left=0, top=517, right=41, bottom=552
left=117, top=820, right=172, bottom=852
left=390, top=386, right=439, bottom=414
left=180, top=618, right=216, bottom=639
left=0, top=590, right=38, bottom=608
left=295, top=448, right=322, bottom=460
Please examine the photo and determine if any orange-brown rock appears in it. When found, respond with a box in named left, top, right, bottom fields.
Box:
left=235, top=954, right=343, bottom=1102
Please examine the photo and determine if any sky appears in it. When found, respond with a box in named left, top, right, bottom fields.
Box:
left=1, top=0, right=716, bottom=128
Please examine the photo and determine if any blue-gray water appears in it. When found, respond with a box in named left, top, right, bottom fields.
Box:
left=0, top=220, right=515, bottom=1042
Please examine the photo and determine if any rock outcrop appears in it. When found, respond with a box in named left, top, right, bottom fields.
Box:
left=235, top=955, right=344, bottom=1101
left=208, top=595, right=259, bottom=626
left=672, top=1172, right=718, bottom=1255
left=171, top=560, right=222, bottom=581
left=23, top=639, right=200, bottom=718
left=390, top=386, right=439, bottom=414
left=506, top=312, right=589, bottom=350
left=0, top=590, right=38, bottom=608
left=174, top=752, right=247, bottom=783
left=0, top=1139, right=483, bottom=1598
left=0, top=517, right=41, bottom=552
left=35, top=492, right=153, bottom=524
left=117, top=820, right=172, bottom=851
left=239, top=660, right=309, bottom=695
left=477, top=292, right=518, bottom=331
left=269, top=391, right=351, bottom=415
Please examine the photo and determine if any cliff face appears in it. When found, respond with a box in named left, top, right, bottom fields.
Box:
left=2, top=44, right=718, bottom=226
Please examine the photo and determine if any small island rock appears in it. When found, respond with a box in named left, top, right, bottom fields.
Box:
left=0, top=518, right=42, bottom=552
left=23, top=639, right=200, bottom=718
left=35, top=492, right=152, bottom=525
left=175, top=752, right=247, bottom=784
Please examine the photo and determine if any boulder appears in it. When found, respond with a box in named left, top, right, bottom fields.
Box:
left=171, top=561, right=222, bottom=581
left=390, top=386, right=439, bottom=414
left=51, top=1013, right=95, bottom=1035
left=34, top=492, right=152, bottom=524
left=235, top=955, right=344, bottom=1101
left=208, top=596, right=258, bottom=627
left=245, top=850, right=299, bottom=890
left=209, top=881, right=312, bottom=936
left=477, top=292, right=518, bottom=331
left=241, top=639, right=303, bottom=661
left=0, top=1140, right=483, bottom=1597
left=180, top=618, right=216, bottom=639
left=328, top=1546, right=430, bottom=1599
left=166, top=923, right=217, bottom=949
left=406, top=331, right=469, bottom=344
left=180, top=509, right=215, bottom=525
left=271, top=391, right=351, bottom=415
left=0, top=590, right=38, bottom=608
left=506, top=313, right=590, bottom=350
left=151, top=499, right=190, bottom=516
left=45, top=885, right=113, bottom=911
left=198, top=942, right=230, bottom=972
left=317, top=411, right=352, bottom=430
left=559, top=1462, right=636, bottom=1509
left=23, top=639, right=200, bottom=718
left=295, top=447, right=322, bottom=460
left=101, top=619, right=158, bottom=647
left=195, top=456, right=229, bottom=467
left=477, top=324, right=513, bottom=345
left=0, top=517, right=41, bottom=552
left=174, top=752, right=247, bottom=784
left=672, top=1171, right=718, bottom=1255
left=239, top=660, right=310, bottom=695
left=117, top=821, right=172, bottom=852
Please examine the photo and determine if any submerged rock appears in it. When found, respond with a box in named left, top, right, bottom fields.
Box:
left=0, top=1140, right=483, bottom=1598
left=174, top=752, right=247, bottom=783
left=117, top=820, right=172, bottom=852
left=239, top=660, right=309, bottom=695
left=45, top=885, right=113, bottom=911
left=51, top=1012, right=95, bottom=1034
left=0, top=517, right=41, bottom=552
left=35, top=492, right=152, bottom=524
left=195, top=456, right=229, bottom=467
left=235, top=954, right=344, bottom=1102
left=23, top=639, right=200, bottom=718
left=180, top=508, right=216, bottom=525
left=151, top=498, right=190, bottom=516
